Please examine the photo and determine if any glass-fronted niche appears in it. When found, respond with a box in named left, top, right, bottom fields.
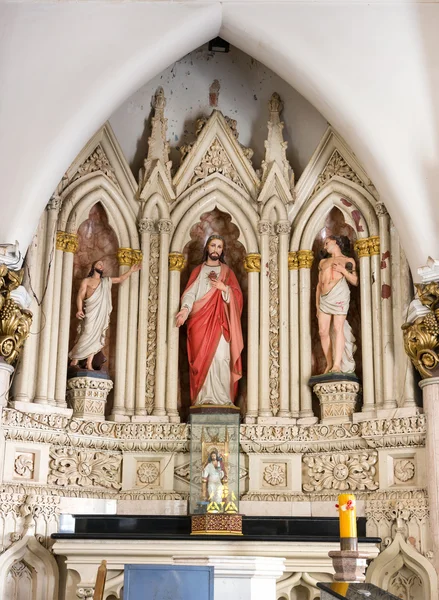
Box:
left=189, top=412, right=240, bottom=515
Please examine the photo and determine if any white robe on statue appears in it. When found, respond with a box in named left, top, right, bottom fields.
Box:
left=69, top=277, right=112, bottom=361
left=319, top=277, right=356, bottom=373
left=181, top=264, right=232, bottom=406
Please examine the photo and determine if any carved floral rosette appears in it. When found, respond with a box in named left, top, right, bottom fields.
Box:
left=313, top=380, right=360, bottom=424
left=66, top=376, right=114, bottom=421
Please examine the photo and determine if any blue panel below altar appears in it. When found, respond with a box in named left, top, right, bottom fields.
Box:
left=124, top=564, right=214, bottom=600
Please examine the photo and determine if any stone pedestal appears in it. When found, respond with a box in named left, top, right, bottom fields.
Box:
left=0, top=359, right=14, bottom=407
left=328, top=549, right=368, bottom=582
left=66, top=373, right=113, bottom=421
left=310, top=376, right=360, bottom=424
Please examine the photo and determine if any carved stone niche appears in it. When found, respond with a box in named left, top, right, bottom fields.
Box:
left=66, top=373, right=113, bottom=421
left=311, top=377, right=361, bottom=424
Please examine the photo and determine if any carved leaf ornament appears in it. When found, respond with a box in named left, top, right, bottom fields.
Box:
left=303, top=452, right=378, bottom=492
left=48, top=448, right=122, bottom=490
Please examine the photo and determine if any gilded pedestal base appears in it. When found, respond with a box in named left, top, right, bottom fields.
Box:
left=191, top=513, right=243, bottom=536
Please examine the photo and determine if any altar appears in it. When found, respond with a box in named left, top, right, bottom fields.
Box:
left=52, top=515, right=379, bottom=600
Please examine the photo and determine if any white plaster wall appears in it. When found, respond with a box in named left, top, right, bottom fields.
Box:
left=1, top=1, right=439, bottom=277
left=109, top=43, right=328, bottom=179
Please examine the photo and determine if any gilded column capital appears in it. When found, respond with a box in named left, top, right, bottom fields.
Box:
left=138, top=218, right=155, bottom=234
left=288, top=251, right=299, bottom=270
left=275, top=221, right=291, bottom=236
left=402, top=281, right=439, bottom=379
left=297, top=250, right=314, bottom=269
left=258, top=220, right=272, bottom=235
left=368, top=236, right=380, bottom=256
left=243, top=253, right=261, bottom=273
left=375, top=203, right=389, bottom=217
left=56, top=231, right=78, bottom=253
left=117, top=247, right=143, bottom=267
left=169, top=252, right=186, bottom=272
left=157, top=219, right=173, bottom=235
left=354, top=238, right=370, bottom=258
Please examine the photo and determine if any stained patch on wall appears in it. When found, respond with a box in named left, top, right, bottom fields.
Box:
left=209, top=79, right=220, bottom=107
left=382, top=283, right=392, bottom=299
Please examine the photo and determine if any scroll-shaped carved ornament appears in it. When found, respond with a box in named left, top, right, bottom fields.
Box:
left=243, top=253, right=261, bottom=273
left=0, top=265, right=32, bottom=365
left=402, top=281, right=439, bottom=378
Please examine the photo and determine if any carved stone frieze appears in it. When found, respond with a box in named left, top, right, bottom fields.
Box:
left=46, top=195, right=62, bottom=212
left=258, top=220, right=272, bottom=235
left=365, top=491, right=428, bottom=525
left=269, top=235, right=280, bottom=415
left=303, top=452, right=379, bottom=492
left=146, top=234, right=160, bottom=414
left=77, top=587, right=95, bottom=600
left=157, top=219, right=173, bottom=235
left=169, top=252, right=186, bottom=272
left=375, top=202, right=389, bottom=217
left=275, top=221, right=291, bottom=236
left=0, top=265, right=32, bottom=365
left=56, top=231, right=79, bottom=253
left=138, top=218, right=155, bottom=234
left=312, top=150, right=365, bottom=196
left=243, top=253, right=261, bottom=273
left=48, top=448, right=122, bottom=490
left=191, top=138, right=245, bottom=189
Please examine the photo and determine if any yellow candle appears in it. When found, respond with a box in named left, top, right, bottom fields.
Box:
left=337, top=493, right=357, bottom=538
left=331, top=582, right=349, bottom=595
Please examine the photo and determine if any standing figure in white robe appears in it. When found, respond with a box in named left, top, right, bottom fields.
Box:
left=69, top=259, right=140, bottom=371
left=316, top=236, right=358, bottom=374
left=202, top=450, right=225, bottom=504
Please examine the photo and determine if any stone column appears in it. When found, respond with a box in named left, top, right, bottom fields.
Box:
left=244, top=254, right=260, bottom=422
left=354, top=238, right=375, bottom=415
left=288, top=252, right=300, bottom=418
left=276, top=221, right=290, bottom=418
left=419, top=378, right=439, bottom=575
left=34, top=197, right=61, bottom=405
left=54, top=232, right=78, bottom=407
left=258, top=221, right=272, bottom=418
left=135, top=218, right=154, bottom=418
left=298, top=249, right=315, bottom=421
left=369, top=236, right=384, bottom=409
left=109, top=250, right=131, bottom=422
left=173, top=556, right=285, bottom=600
left=376, top=204, right=396, bottom=410
left=153, top=219, right=172, bottom=417
left=118, top=248, right=141, bottom=418
left=166, top=252, right=185, bottom=423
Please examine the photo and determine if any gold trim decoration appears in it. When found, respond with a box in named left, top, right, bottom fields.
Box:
left=402, top=281, right=439, bottom=379
left=191, top=513, right=243, bottom=536
left=288, top=251, right=299, bottom=270
left=368, top=236, right=380, bottom=256
left=354, top=239, right=370, bottom=258
left=243, top=253, right=261, bottom=273
left=117, top=248, right=143, bottom=267
left=56, top=231, right=78, bottom=254
left=169, top=252, right=186, bottom=272
left=0, top=265, right=32, bottom=365
left=297, top=250, right=314, bottom=269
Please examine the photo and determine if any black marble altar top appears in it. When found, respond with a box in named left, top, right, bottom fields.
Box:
left=52, top=515, right=379, bottom=543
left=317, top=582, right=399, bottom=599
